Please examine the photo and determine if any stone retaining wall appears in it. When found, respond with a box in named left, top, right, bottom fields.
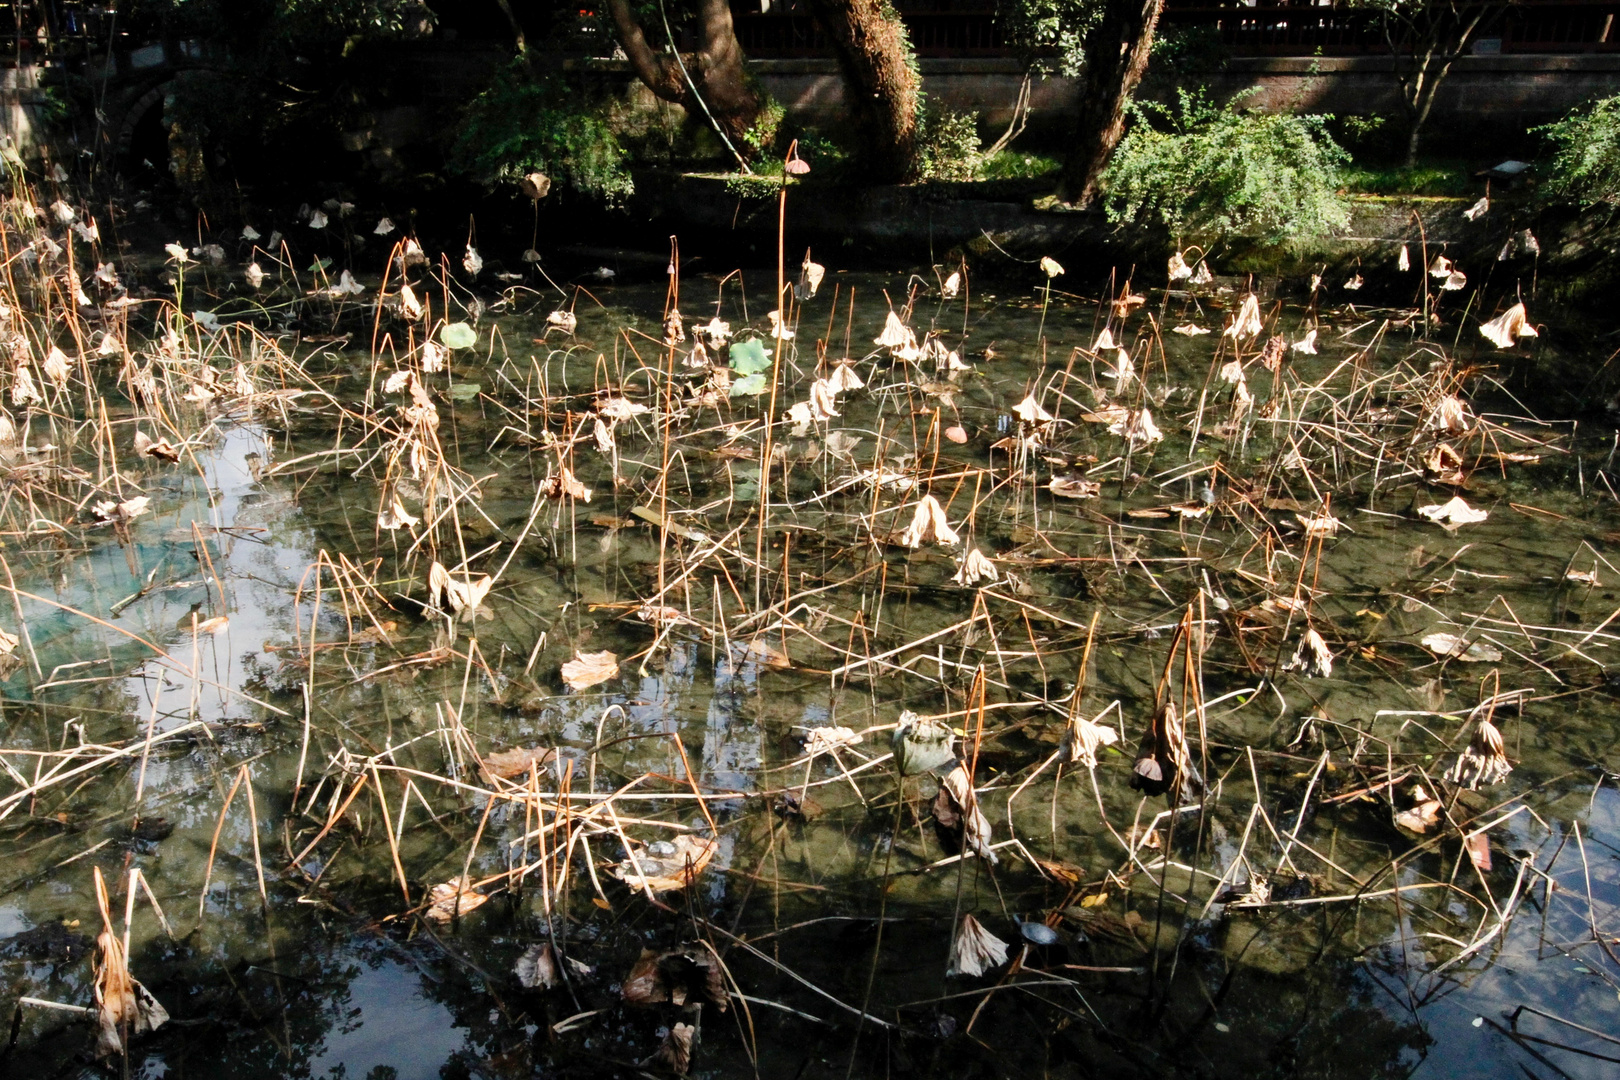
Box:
left=746, top=54, right=1620, bottom=149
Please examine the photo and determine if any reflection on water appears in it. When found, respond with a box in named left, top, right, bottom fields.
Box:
left=306, top=956, right=467, bottom=1080
left=0, top=264, right=1615, bottom=1079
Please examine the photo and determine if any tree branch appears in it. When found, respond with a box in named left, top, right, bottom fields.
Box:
left=606, top=0, right=686, bottom=103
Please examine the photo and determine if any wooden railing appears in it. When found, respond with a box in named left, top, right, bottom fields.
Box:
left=1164, top=1, right=1620, bottom=55
left=733, top=11, right=1006, bottom=56
left=0, top=1, right=121, bottom=64
left=733, top=1, right=1620, bottom=59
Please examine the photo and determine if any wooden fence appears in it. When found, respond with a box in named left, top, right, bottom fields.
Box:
left=732, top=1, right=1620, bottom=58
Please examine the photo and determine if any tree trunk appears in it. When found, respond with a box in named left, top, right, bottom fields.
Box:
left=606, top=0, right=766, bottom=154
left=1057, top=0, right=1165, bottom=207
left=804, top=0, right=921, bottom=183
left=1385, top=4, right=1491, bottom=168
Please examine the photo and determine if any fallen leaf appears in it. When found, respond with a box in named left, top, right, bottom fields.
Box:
left=654, top=1023, right=695, bottom=1073
left=429, top=561, right=493, bottom=617
left=598, top=396, right=649, bottom=420
left=1012, top=393, right=1053, bottom=425
left=614, top=834, right=718, bottom=893
left=377, top=496, right=419, bottom=531
left=1479, top=303, right=1538, bottom=349
left=540, top=468, right=591, bottom=502
left=1394, top=785, right=1443, bottom=835
left=621, top=945, right=728, bottom=1009
left=188, top=615, right=229, bottom=637
left=874, top=310, right=913, bottom=350
left=795, top=256, right=825, bottom=300
left=1226, top=294, right=1262, bottom=339
left=937, top=765, right=998, bottom=864
left=514, top=941, right=558, bottom=989
left=92, top=496, right=149, bottom=524
left=1297, top=513, right=1343, bottom=538
left=1417, top=496, right=1488, bottom=528
left=1281, top=627, right=1333, bottom=678
left=635, top=603, right=691, bottom=627
left=1032, top=856, right=1088, bottom=884
left=944, top=424, right=968, bottom=444
left=1049, top=476, right=1100, bottom=499
left=92, top=928, right=168, bottom=1058
left=897, top=494, right=959, bottom=548
left=425, top=877, right=489, bottom=923
left=560, top=650, right=618, bottom=691
left=892, top=711, right=956, bottom=775
left=1108, top=408, right=1162, bottom=448
left=1061, top=716, right=1118, bottom=767
left=805, top=726, right=861, bottom=754
left=953, top=548, right=999, bottom=586
left=483, top=746, right=560, bottom=781
left=134, top=430, right=181, bottom=463
left=1112, top=291, right=1146, bottom=317
left=1420, top=631, right=1502, bottom=662
left=948, top=913, right=1009, bottom=977
left=398, top=283, right=423, bottom=319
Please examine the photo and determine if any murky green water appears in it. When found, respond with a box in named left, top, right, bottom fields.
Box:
left=0, top=258, right=1616, bottom=1079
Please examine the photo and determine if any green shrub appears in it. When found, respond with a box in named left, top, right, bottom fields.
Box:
left=1339, top=161, right=1472, bottom=198
left=978, top=149, right=1061, bottom=180
left=452, top=61, right=634, bottom=205
left=1537, top=94, right=1620, bottom=208
left=1101, top=89, right=1351, bottom=241
left=918, top=108, right=982, bottom=182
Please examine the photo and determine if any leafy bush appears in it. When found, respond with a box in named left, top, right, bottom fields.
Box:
left=999, top=0, right=1099, bottom=76
left=1537, top=94, right=1620, bottom=208
left=1339, top=161, right=1472, bottom=198
left=1102, top=89, right=1351, bottom=241
left=742, top=99, right=786, bottom=158
left=453, top=62, right=634, bottom=205
left=918, top=108, right=982, bottom=182
left=978, top=149, right=1061, bottom=180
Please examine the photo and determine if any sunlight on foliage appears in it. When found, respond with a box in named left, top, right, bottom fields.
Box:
left=1102, top=89, right=1351, bottom=242
left=1537, top=93, right=1620, bottom=208
left=453, top=61, right=634, bottom=205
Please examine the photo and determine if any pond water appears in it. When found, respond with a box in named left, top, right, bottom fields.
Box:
left=0, top=243, right=1616, bottom=1080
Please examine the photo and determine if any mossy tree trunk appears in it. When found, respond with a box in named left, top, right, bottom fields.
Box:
left=1057, top=0, right=1165, bottom=208
left=804, top=0, right=921, bottom=183
left=606, top=0, right=768, bottom=155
